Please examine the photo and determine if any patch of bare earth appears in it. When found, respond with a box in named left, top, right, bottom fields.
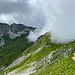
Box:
left=72, top=53, right=75, bottom=61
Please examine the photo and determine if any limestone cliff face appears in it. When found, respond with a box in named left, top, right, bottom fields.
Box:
left=9, top=23, right=35, bottom=34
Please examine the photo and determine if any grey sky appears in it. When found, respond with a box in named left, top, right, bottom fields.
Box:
left=0, top=0, right=45, bottom=27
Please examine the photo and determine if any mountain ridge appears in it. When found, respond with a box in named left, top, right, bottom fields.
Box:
left=0, top=32, right=75, bottom=75
left=0, top=23, right=35, bottom=38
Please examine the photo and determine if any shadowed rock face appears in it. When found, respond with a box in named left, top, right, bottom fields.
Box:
left=0, top=23, right=9, bottom=35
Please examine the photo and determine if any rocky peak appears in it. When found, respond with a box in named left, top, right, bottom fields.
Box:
left=0, top=23, right=35, bottom=38
left=9, top=23, right=32, bottom=34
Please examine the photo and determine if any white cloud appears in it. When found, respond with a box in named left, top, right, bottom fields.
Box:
left=28, top=0, right=75, bottom=43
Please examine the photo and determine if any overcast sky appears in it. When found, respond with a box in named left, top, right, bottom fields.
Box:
left=0, top=0, right=45, bottom=27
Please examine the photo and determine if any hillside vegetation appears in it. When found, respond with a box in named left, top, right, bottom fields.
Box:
left=0, top=32, right=75, bottom=75
left=0, top=34, right=33, bottom=72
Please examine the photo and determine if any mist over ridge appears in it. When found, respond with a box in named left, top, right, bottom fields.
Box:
left=28, top=0, right=75, bottom=43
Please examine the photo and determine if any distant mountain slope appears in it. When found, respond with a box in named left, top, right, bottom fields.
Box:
left=0, top=23, right=35, bottom=34
left=0, top=32, right=75, bottom=75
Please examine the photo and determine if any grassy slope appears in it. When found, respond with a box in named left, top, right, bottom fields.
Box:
left=0, top=32, right=75, bottom=75
left=31, top=42, right=75, bottom=75
left=32, top=52, right=75, bottom=75
left=0, top=34, right=33, bottom=70
left=32, top=53, right=75, bottom=75
left=0, top=33, right=63, bottom=74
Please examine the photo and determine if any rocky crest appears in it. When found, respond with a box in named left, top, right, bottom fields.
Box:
left=0, top=23, right=35, bottom=36
left=0, top=23, right=35, bottom=46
